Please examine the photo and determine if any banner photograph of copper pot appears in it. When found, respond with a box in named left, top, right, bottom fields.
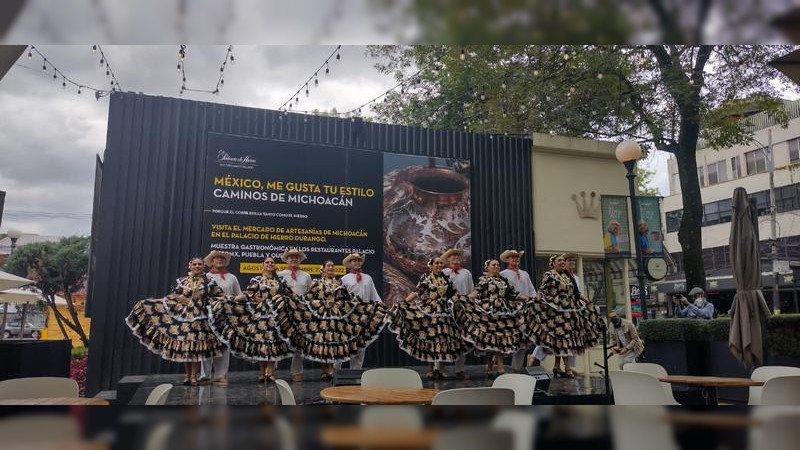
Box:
left=201, top=133, right=470, bottom=299
left=383, top=154, right=471, bottom=306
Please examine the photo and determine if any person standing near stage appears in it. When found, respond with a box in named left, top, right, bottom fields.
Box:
left=340, top=253, right=383, bottom=370
left=387, top=256, right=469, bottom=380
left=608, top=311, right=644, bottom=369
left=527, top=255, right=601, bottom=378
left=209, top=256, right=293, bottom=383
left=441, top=248, right=473, bottom=380
left=275, top=249, right=313, bottom=382
left=125, top=257, right=225, bottom=386
left=276, top=259, right=386, bottom=381
left=199, top=251, right=241, bottom=386
left=457, top=259, right=529, bottom=377
left=499, top=249, right=537, bottom=372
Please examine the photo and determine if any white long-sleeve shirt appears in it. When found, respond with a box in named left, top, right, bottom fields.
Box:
left=277, top=269, right=312, bottom=296
left=341, top=272, right=382, bottom=302
left=206, top=271, right=242, bottom=297
left=500, top=268, right=536, bottom=298
left=443, top=267, right=474, bottom=295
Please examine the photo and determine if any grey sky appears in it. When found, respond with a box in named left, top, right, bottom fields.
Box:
left=0, top=44, right=675, bottom=238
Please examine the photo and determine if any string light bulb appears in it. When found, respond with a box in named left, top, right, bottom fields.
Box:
left=92, top=45, right=97, bottom=54
left=689, top=79, right=694, bottom=85
left=52, top=71, right=57, bottom=80
left=305, top=85, right=309, bottom=96
left=533, top=69, right=539, bottom=76
left=597, top=73, right=603, bottom=79
left=78, top=87, right=82, bottom=94
left=27, top=50, right=32, bottom=60
left=220, top=78, right=224, bottom=85
left=563, top=52, right=570, bottom=61
left=314, top=74, right=319, bottom=86
left=99, top=57, right=104, bottom=66
left=460, top=48, right=466, bottom=61
left=325, top=61, right=330, bottom=75
left=42, top=62, right=47, bottom=71
left=177, top=63, right=181, bottom=73
left=501, top=82, right=506, bottom=89
left=62, top=77, right=66, bottom=88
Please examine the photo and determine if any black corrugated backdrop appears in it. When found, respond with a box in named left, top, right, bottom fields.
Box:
left=87, top=92, right=534, bottom=395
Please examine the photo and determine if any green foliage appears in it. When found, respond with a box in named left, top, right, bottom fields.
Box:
left=635, top=165, right=660, bottom=196
left=638, top=315, right=800, bottom=357
left=4, top=236, right=89, bottom=298
left=71, top=346, right=88, bottom=359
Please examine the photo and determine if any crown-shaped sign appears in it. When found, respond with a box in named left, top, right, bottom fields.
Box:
left=572, top=191, right=600, bottom=220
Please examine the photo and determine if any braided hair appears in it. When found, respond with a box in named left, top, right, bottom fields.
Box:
left=548, top=255, right=559, bottom=270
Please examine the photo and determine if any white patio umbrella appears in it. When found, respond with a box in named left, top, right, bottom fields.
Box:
left=0, top=288, right=40, bottom=339
left=0, top=270, right=33, bottom=291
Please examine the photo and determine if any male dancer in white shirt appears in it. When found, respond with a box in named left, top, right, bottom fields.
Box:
left=499, top=249, right=536, bottom=373
left=200, top=250, right=241, bottom=386
left=339, top=253, right=382, bottom=370
left=441, top=248, right=473, bottom=380
left=277, top=248, right=312, bottom=382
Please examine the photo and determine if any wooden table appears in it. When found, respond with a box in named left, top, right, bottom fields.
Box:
left=659, top=375, right=763, bottom=405
left=0, top=397, right=110, bottom=405
left=321, top=426, right=438, bottom=448
left=662, top=412, right=761, bottom=429
left=320, top=386, right=440, bottom=405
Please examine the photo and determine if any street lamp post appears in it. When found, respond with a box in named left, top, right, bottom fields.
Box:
left=7, top=228, right=22, bottom=254
left=5, top=228, right=23, bottom=339
left=616, top=140, right=650, bottom=320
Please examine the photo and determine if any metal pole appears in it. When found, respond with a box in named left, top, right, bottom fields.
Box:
left=0, top=303, right=7, bottom=339
left=768, top=129, right=780, bottom=314
left=625, top=160, right=649, bottom=320
left=18, top=302, right=27, bottom=339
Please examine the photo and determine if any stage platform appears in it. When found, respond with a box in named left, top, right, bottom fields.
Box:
left=127, top=365, right=608, bottom=405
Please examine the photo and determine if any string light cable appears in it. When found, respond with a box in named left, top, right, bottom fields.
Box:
left=277, top=45, right=342, bottom=112
left=20, top=46, right=112, bottom=100
left=178, top=45, right=235, bottom=95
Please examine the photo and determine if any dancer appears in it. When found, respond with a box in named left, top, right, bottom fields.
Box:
left=276, top=248, right=313, bottom=382
left=457, top=259, right=529, bottom=377
left=199, top=251, right=241, bottom=385
left=275, top=260, right=386, bottom=380
left=441, top=248, right=473, bottom=380
left=340, top=253, right=382, bottom=370
left=387, top=256, right=469, bottom=379
left=527, top=255, right=602, bottom=378
left=499, top=249, right=537, bottom=372
left=209, top=256, right=293, bottom=382
left=125, top=257, right=225, bottom=386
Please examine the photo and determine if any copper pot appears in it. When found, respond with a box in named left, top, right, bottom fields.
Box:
left=383, top=167, right=471, bottom=278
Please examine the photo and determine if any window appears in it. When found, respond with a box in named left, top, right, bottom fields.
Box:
left=731, top=156, right=741, bottom=179
left=718, top=198, right=733, bottom=224
left=703, top=201, right=720, bottom=226
left=707, top=160, right=728, bottom=185
left=789, top=138, right=800, bottom=163
left=666, top=210, right=683, bottom=233
left=745, top=147, right=771, bottom=175
left=749, top=191, right=771, bottom=216
left=776, top=184, right=800, bottom=212
left=697, top=166, right=705, bottom=187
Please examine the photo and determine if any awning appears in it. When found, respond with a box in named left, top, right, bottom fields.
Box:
left=0, top=270, right=33, bottom=291
left=769, top=48, right=800, bottom=86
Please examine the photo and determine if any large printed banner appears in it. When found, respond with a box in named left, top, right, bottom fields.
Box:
left=635, top=197, right=664, bottom=257
left=202, top=133, right=383, bottom=279
left=202, top=133, right=471, bottom=304
left=601, top=195, right=632, bottom=259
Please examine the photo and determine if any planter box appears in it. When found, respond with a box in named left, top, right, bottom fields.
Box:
left=642, top=340, right=711, bottom=375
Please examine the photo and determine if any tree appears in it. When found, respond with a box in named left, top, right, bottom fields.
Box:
left=5, top=236, right=90, bottom=346
left=636, top=165, right=660, bottom=197
left=367, top=44, right=796, bottom=290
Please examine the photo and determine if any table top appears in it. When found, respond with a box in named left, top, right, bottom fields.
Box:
left=320, top=426, right=438, bottom=448
left=658, top=375, right=764, bottom=387
left=0, top=397, right=110, bottom=405
left=320, top=386, right=441, bottom=405
left=662, top=412, right=761, bottom=429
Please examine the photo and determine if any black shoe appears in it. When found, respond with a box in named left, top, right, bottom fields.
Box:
left=183, top=377, right=191, bottom=386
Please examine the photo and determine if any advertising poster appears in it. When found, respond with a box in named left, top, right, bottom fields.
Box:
left=202, top=133, right=383, bottom=285
left=382, top=154, right=471, bottom=306
left=635, top=197, right=664, bottom=257
left=601, top=195, right=631, bottom=259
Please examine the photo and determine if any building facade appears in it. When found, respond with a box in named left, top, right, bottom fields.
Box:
left=660, top=99, right=800, bottom=314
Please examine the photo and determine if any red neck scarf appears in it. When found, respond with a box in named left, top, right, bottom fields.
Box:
left=290, top=268, right=298, bottom=280
left=351, top=269, right=362, bottom=283
left=210, top=267, right=228, bottom=280
left=509, top=268, right=520, bottom=280
left=451, top=266, right=461, bottom=275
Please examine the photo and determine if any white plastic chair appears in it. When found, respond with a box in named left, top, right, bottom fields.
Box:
left=275, top=379, right=296, bottom=405
left=0, top=414, right=80, bottom=443
left=491, top=410, right=538, bottom=450
left=749, top=366, right=800, bottom=405
left=432, top=387, right=515, bottom=405
left=760, top=376, right=800, bottom=406
left=434, top=428, right=513, bottom=450
left=609, top=370, right=679, bottom=405
left=492, top=374, right=536, bottom=406
left=749, top=406, right=800, bottom=450
left=610, top=406, right=678, bottom=450
left=623, top=362, right=678, bottom=404
left=359, top=406, right=423, bottom=429
left=361, top=368, right=423, bottom=388
left=0, top=377, right=79, bottom=400
left=143, top=423, right=173, bottom=450
left=145, top=383, right=173, bottom=405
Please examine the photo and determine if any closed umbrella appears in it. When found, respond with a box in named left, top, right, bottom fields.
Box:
left=728, top=187, right=772, bottom=369
left=0, top=270, right=32, bottom=290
